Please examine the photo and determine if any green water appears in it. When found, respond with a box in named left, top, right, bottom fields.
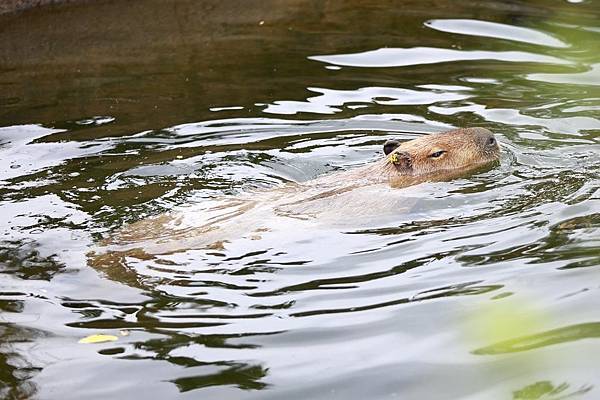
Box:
left=0, top=1, right=599, bottom=399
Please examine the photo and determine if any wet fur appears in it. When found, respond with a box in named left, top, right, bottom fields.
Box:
left=89, top=127, right=500, bottom=274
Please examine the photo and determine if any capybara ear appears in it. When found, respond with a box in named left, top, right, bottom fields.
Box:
left=383, top=139, right=401, bottom=155
left=388, top=150, right=413, bottom=171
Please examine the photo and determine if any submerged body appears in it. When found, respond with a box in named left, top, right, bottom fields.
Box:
left=90, top=127, right=500, bottom=269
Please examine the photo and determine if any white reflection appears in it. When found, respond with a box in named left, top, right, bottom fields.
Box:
left=429, top=104, right=600, bottom=136
left=309, top=47, right=571, bottom=68
left=0, top=124, right=114, bottom=181
left=425, top=19, right=568, bottom=48
left=528, top=63, right=600, bottom=86
left=263, top=86, right=471, bottom=115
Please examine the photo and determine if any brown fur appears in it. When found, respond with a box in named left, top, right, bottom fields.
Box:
left=315, top=127, right=500, bottom=188
left=384, top=127, right=499, bottom=175
left=89, top=127, right=501, bottom=269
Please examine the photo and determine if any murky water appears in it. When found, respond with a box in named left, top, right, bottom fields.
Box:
left=1, top=1, right=599, bottom=399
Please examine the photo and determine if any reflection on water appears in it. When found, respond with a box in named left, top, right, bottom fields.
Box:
left=512, top=381, right=592, bottom=400
left=0, top=0, right=599, bottom=399
left=0, top=322, right=44, bottom=399
left=475, top=322, right=600, bottom=355
left=309, top=47, right=570, bottom=68
left=425, top=19, right=569, bottom=48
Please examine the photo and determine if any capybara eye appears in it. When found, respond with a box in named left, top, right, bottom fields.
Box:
left=429, top=150, right=446, bottom=158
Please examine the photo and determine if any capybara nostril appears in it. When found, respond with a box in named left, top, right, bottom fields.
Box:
left=470, top=127, right=498, bottom=150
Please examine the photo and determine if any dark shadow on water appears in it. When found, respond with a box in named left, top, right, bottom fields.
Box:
left=0, top=308, right=48, bottom=399
left=0, top=240, right=65, bottom=281
left=120, top=331, right=273, bottom=392
left=170, top=363, right=269, bottom=392
left=0, top=242, right=66, bottom=398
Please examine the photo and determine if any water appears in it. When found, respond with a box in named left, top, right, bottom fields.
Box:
left=1, top=1, right=599, bottom=399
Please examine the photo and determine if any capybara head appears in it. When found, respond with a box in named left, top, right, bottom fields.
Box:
left=382, top=127, right=500, bottom=178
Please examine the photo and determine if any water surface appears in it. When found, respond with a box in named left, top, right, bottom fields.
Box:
left=1, top=1, right=599, bottom=399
